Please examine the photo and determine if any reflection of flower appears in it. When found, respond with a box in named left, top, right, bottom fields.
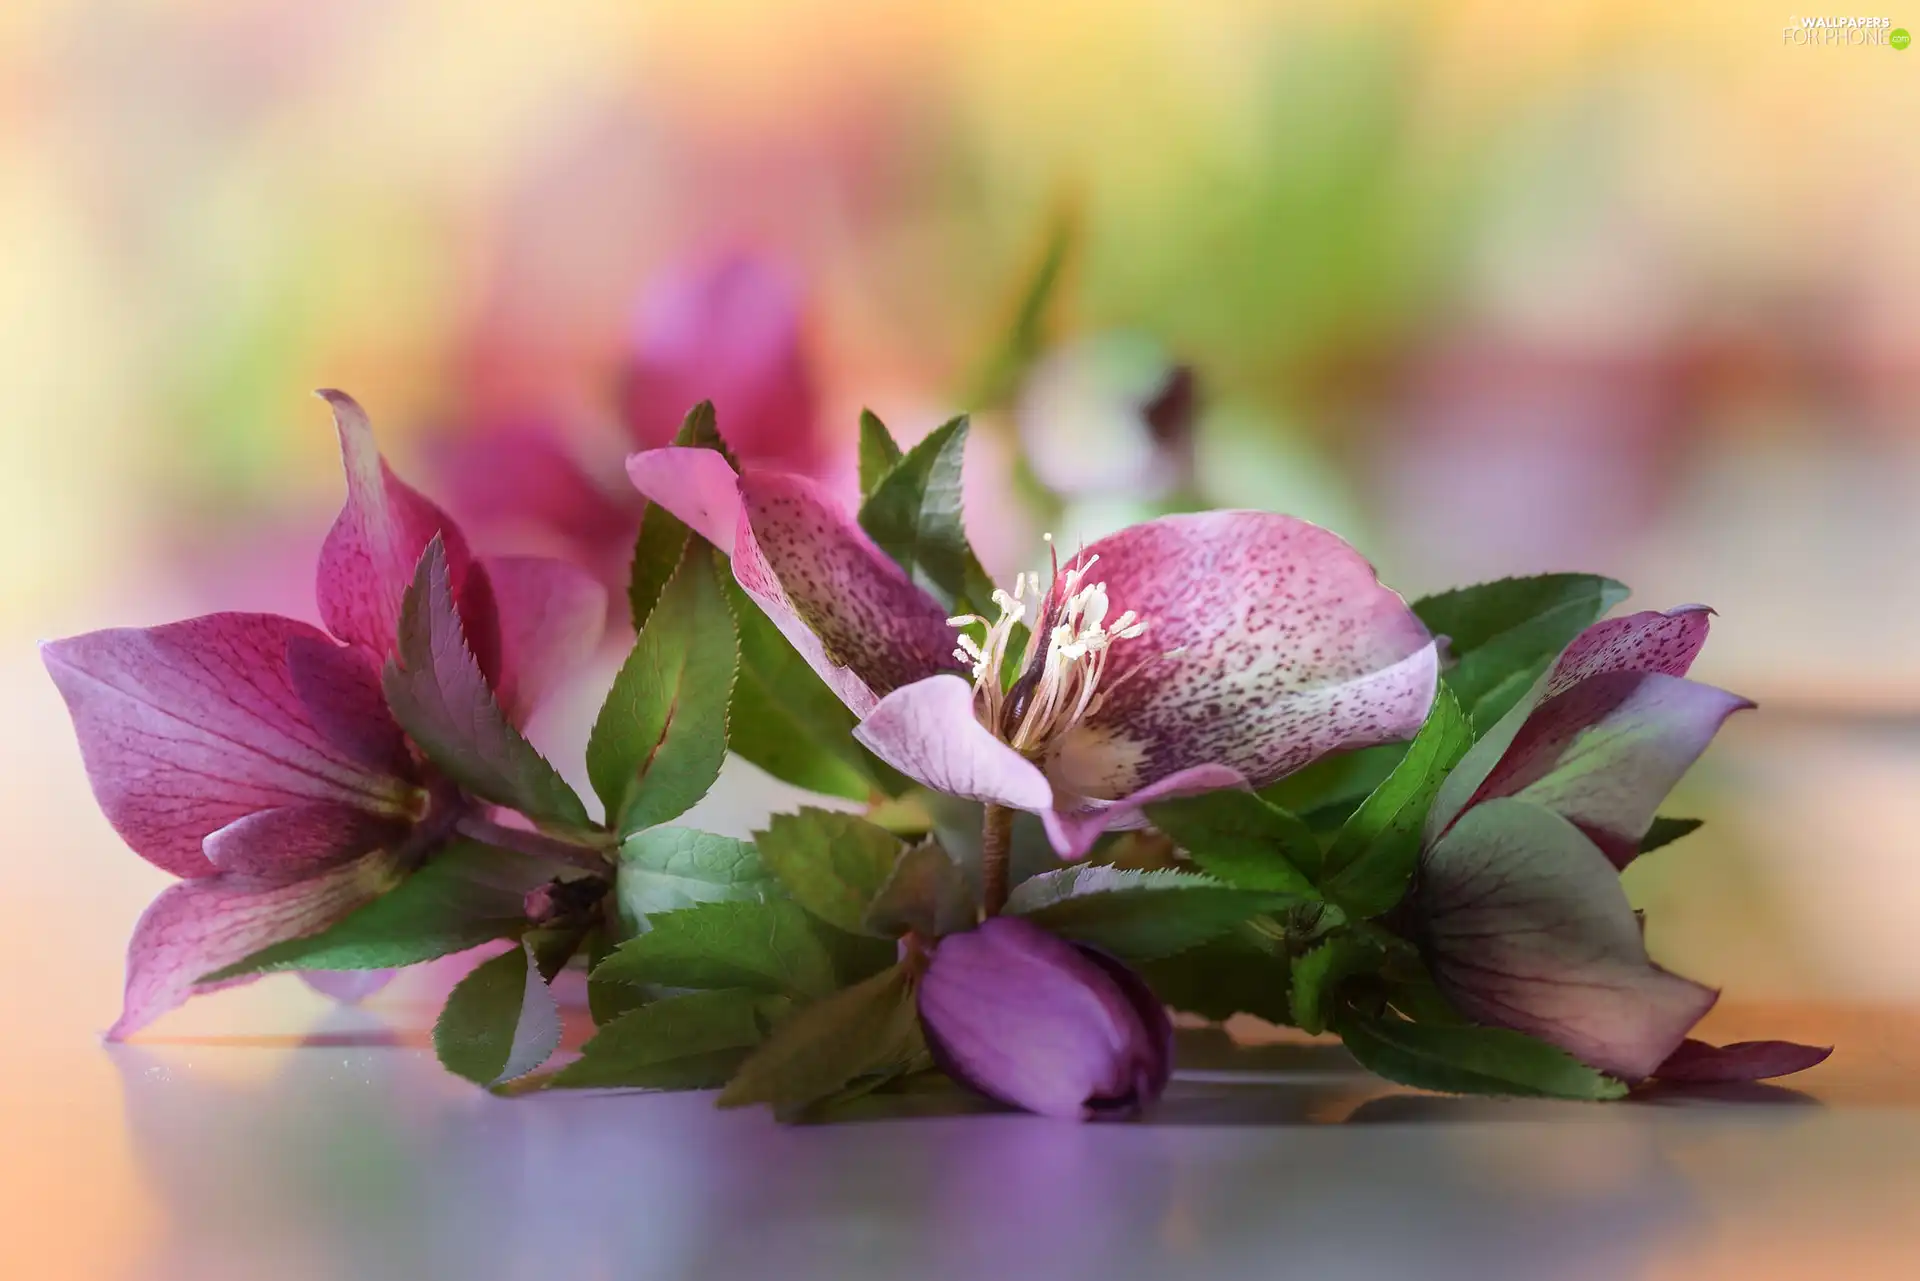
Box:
left=44, top=393, right=604, bottom=1037
left=627, top=446, right=1437, bottom=857
left=1414, top=607, right=1829, bottom=1083
left=1015, top=331, right=1196, bottom=499
left=919, top=917, right=1171, bottom=1120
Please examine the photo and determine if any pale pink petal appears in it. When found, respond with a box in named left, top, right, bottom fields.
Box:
left=1545, top=605, right=1713, bottom=698
left=1653, top=1038, right=1832, bottom=1084
left=202, top=803, right=405, bottom=878
left=622, top=253, right=824, bottom=473
left=43, top=614, right=418, bottom=880
left=481, top=555, right=608, bottom=726
left=1040, top=764, right=1249, bottom=861
left=854, top=675, right=1053, bottom=811
left=625, top=445, right=745, bottom=555
left=1462, top=672, right=1753, bottom=867
left=109, top=850, right=401, bottom=1039
left=300, top=969, right=396, bottom=1004
left=1418, top=798, right=1717, bottom=1081
left=314, top=390, right=494, bottom=666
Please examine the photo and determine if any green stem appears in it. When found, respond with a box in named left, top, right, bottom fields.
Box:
left=980, top=804, right=1014, bottom=917
left=454, top=813, right=610, bottom=872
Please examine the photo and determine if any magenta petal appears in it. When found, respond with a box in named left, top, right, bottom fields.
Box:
left=739, top=472, right=964, bottom=701
left=300, top=968, right=397, bottom=1004
left=1042, top=764, right=1250, bottom=861
left=853, top=675, right=1054, bottom=811
left=109, top=851, right=401, bottom=1039
left=1653, top=1037, right=1833, bottom=1083
left=1418, top=798, right=1717, bottom=1081
left=625, top=445, right=745, bottom=555
left=1464, top=672, right=1753, bottom=867
left=1546, top=606, right=1713, bottom=698
left=43, top=614, right=418, bottom=880
left=283, top=633, right=414, bottom=777
left=429, top=420, right=637, bottom=558
left=202, top=803, right=404, bottom=878
left=315, top=390, right=481, bottom=662
left=918, top=917, right=1171, bottom=1120
left=1044, top=511, right=1437, bottom=801
left=481, top=555, right=608, bottom=726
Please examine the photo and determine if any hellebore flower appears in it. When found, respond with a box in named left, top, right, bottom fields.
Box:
left=1413, top=607, right=1830, bottom=1084
left=1015, top=331, right=1196, bottom=500
left=625, top=448, right=1437, bottom=859
left=918, top=917, right=1172, bottom=1120
left=44, top=392, right=605, bottom=1038
left=434, top=252, right=828, bottom=587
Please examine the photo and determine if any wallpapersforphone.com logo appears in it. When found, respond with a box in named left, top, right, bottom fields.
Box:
left=1783, top=15, right=1910, bottom=46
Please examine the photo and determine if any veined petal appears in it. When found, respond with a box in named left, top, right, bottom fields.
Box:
left=1464, top=672, right=1752, bottom=867
left=854, top=675, right=1054, bottom=811
left=315, top=390, right=493, bottom=665
left=482, top=555, right=608, bottom=726
left=109, top=850, right=402, bottom=1040
left=1417, top=798, right=1717, bottom=1081
left=625, top=445, right=744, bottom=555
left=203, top=803, right=405, bottom=878
left=1041, top=763, right=1249, bottom=861
left=1043, top=511, right=1436, bottom=800
left=1653, top=1038, right=1832, bottom=1084
left=43, top=614, right=419, bottom=879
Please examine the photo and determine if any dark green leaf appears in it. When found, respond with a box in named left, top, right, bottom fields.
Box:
left=201, top=841, right=558, bottom=981
left=754, top=808, right=905, bottom=935
left=857, top=409, right=905, bottom=499
left=1005, top=866, right=1290, bottom=963
left=856, top=416, right=997, bottom=611
left=718, top=964, right=924, bottom=1118
left=434, top=940, right=562, bottom=1087
left=589, top=553, right=737, bottom=835
left=1138, top=923, right=1294, bottom=1024
left=1320, top=685, right=1471, bottom=918
left=1334, top=1010, right=1627, bottom=1100
left=1290, top=933, right=1386, bottom=1035
left=1145, top=791, right=1322, bottom=892
left=586, top=928, right=646, bottom=1026
left=1257, top=743, right=1408, bottom=828
left=383, top=538, right=590, bottom=830
left=550, top=988, right=782, bottom=1090
left=1412, top=574, right=1629, bottom=729
left=592, top=899, right=839, bottom=999
left=863, top=838, right=977, bottom=939
left=612, top=826, right=778, bottom=936
left=1639, top=817, right=1703, bottom=855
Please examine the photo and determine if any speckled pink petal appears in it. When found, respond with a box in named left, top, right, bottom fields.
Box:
left=481, top=555, right=608, bottom=726
left=1545, top=605, right=1713, bottom=698
left=43, top=614, right=418, bottom=880
left=854, top=675, right=1054, bottom=811
left=1653, top=1037, right=1832, bottom=1083
left=738, top=471, right=965, bottom=701
left=1041, top=511, right=1436, bottom=801
left=1418, top=798, right=1717, bottom=1081
left=1041, top=764, right=1249, bottom=861
left=1457, top=672, right=1753, bottom=867
left=624, top=445, right=745, bottom=555
left=315, top=390, right=488, bottom=663
left=109, top=850, right=401, bottom=1040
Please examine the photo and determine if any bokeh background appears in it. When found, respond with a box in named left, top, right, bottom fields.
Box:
left=3, top=2, right=1919, bottom=1275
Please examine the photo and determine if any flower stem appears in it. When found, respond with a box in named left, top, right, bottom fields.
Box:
left=453, top=813, right=611, bottom=872
left=980, top=804, right=1014, bottom=917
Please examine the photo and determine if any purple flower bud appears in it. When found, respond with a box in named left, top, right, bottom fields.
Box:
left=918, top=917, right=1172, bottom=1121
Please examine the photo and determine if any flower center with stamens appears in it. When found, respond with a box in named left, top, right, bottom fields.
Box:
left=948, top=541, right=1150, bottom=757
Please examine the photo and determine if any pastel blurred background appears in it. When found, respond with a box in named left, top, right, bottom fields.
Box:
left=4, top=2, right=1919, bottom=1276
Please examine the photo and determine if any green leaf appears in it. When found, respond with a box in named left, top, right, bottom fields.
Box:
left=857, top=409, right=905, bottom=499
left=612, top=826, right=778, bottom=936
left=1257, top=743, right=1408, bottom=827
left=628, top=401, right=735, bottom=631
left=1005, top=866, right=1290, bottom=963
left=383, top=538, right=590, bottom=830
left=1320, top=685, right=1472, bottom=918
left=856, top=416, right=997, bottom=611
left=1412, top=574, right=1629, bottom=729
left=717, top=964, right=924, bottom=1118
left=1138, top=923, right=1294, bottom=1024
left=1145, top=791, right=1322, bottom=892
left=201, top=841, right=558, bottom=981
left=434, top=940, right=562, bottom=1087
left=754, top=808, right=905, bottom=935
left=589, top=553, right=737, bottom=835
left=592, top=899, right=839, bottom=999
left=1290, top=933, right=1386, bottom=1035
left=1334, top=1010, right=1627, bottom=1100
left=550, top=988, right=782, bottom=1090
left=1639, top=816, right=1703, bottom=855
left=863, top=838, right=977, bottom=939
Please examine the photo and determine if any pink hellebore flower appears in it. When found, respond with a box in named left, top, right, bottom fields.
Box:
left=44, top=392, right=605, bottom=1038
left=625, top=447, right=1438, bottom=857
left=1415, top=607, right=1830, bottom=1085
left=434, top=253, right=827, bottom=586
